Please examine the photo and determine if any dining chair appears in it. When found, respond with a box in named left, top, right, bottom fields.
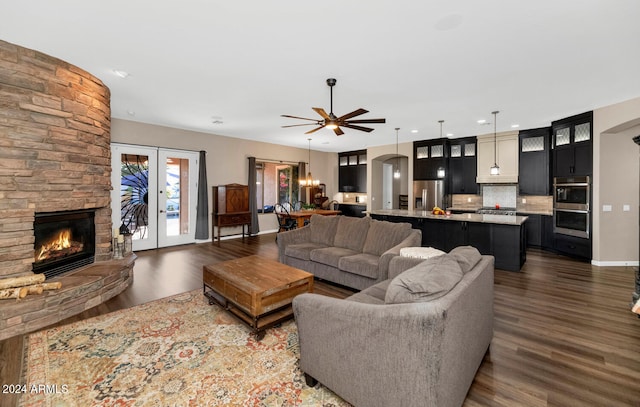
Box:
left=274, top=203, right=297, bottom=234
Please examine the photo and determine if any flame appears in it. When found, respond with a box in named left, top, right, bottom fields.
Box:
left=36, top=229, right=73, bottom=262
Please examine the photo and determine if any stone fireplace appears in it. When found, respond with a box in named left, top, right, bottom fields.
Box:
left=0, top=40, right=134, bottom=340
left=33, top=209, right=96, bottom=278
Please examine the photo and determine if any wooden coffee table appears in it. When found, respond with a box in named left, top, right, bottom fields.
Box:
left=202, top=255, right=313, bottom=340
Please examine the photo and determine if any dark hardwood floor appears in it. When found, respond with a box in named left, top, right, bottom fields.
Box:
left=1, top=234, right=639, bottom=406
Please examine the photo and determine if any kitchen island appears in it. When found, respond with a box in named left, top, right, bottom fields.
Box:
left=369, top=209, right=528, bottom=271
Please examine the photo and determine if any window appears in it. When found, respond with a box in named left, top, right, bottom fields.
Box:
left=256, top=162, right=299, bottom=213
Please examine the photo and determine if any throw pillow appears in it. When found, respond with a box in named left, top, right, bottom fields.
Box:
left=333, top=216, right=370, bottom=252
left=385, top=254, right=463, bottom=304
left=362, top=219, right=411, bottom=256
left=449, top=246, right=482, bottom=273
left=309, top=215, right=340, bottom=246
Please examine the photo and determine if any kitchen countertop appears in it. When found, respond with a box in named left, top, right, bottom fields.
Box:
left=368, top=209, right=528, bottom=226
left=337, top=202, right=367, bottom=206
left=447, top=206, right=552, bottom=216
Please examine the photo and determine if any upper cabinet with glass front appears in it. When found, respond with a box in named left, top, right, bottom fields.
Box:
left=449, top=137, right=478, bottom=194
left=519, top=127, right=551, bottom=195
left=413, top=138, right=449, bottom=180
left=339, top=149, right=367, bottom=192
left=552, top=111, right=593, bottom=177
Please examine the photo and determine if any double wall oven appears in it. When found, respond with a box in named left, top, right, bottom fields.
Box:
left=553, top=176, right=590, bottom=238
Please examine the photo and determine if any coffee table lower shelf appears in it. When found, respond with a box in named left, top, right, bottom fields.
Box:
left=203, top=286, right=296, bottom=340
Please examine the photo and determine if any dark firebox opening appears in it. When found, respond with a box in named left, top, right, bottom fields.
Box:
left=33, top=209, right=96, bottom=279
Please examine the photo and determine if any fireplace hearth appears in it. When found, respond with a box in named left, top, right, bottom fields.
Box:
left=33, top=210, right=96, bottom=279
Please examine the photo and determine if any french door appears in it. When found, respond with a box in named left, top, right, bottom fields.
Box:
left=111, top=144, right=199, bottom=251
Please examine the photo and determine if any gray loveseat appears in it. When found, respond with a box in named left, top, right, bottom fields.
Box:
left=277, top=215, right=422, bottom=290
left=293, top=246, right=494, bottom=407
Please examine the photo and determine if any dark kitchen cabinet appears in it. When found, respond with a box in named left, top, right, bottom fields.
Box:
left=337, top=204, right=366, bottom=218
left=412, top=218, right=447, bottom=249
left=448, top=137, right=478, bottom=194
left=519, top=127, right=552, bottom=195
left=445, top=221, right=491, bottom=253
left=411, top=218, right=490, bottom=254
left=492, top=223, right=527, bottom=271
left=414, top=138, right=449, bottom=180
left=554, top=234, right=591, bottom=260
left=552, top=112, right=593, bottom=177
left=370, top=214, right=526, bottom=271
left=339, top=150, right=367, bottom=192
left=541, top=215, right=554, bottom=250
left=520, top=213, right=541, bottom=247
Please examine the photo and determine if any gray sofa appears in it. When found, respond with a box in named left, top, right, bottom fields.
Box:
left=277, top=215, right=422, bottom=290
left=292, top=246, right=494, bottom=407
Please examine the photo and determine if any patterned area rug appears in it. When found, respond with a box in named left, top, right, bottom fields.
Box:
left=21, top=290, right=350, bottom=406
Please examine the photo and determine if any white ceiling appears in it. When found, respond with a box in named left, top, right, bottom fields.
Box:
left=2, top=1, right=640, bottom=152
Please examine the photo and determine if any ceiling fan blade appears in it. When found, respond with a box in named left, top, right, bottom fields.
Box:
left=312, top=107, right=331, bottom=120
left=341, top=123, right=375, bottom=133
left=281, top=114, right=319, bottom=121
left=281, top=123, right=320, bottom=128
left=334, top=127, right=344, bottom=136
left=345, top=118, right=386, bottom=124
left=304, top=126, right=325, bottom=135
left=337, top=108, right=368, bottom=121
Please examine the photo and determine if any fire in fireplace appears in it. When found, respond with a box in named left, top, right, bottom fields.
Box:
left=33, top=210, right=96, bottom=279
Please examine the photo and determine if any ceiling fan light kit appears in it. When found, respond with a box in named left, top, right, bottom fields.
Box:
left=282, top=78, right=386, bottom=136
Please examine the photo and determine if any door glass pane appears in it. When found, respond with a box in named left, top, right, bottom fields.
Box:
left=278, top=166, right=292, bottom=204
left=165, top=157, right=189, bottom=236
left=119, top=154, right=149, bottom=240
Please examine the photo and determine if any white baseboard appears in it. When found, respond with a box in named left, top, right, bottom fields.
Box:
left=591, top=260, right=639, bottom=267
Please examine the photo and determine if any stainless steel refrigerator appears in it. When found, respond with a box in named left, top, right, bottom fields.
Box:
left=413, top=180, right=445, bottom=210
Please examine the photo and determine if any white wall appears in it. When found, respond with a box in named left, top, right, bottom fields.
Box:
left=593, top=96, right=640, bottom=265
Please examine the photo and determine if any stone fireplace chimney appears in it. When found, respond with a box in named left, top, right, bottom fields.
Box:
left=0, top=40, right=133, bottom=340
left=0, top=40, right=112, bottom=279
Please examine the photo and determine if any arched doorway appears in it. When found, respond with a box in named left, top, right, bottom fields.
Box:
left=370, top=154, right=408, bottom=211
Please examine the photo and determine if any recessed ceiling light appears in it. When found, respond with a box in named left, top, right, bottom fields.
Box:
left=411, top=129, right=418, bottom=133
left=446, top=133, right=454, bottom=137
left=212, top=120, right=224, bottom=125
left=113, top=70, right=129, bottom=79
left=511, top=124, right=520, bottom=128
left=477, top=119, right=487, bottom=124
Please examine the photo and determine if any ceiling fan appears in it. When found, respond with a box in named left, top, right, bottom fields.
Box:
left=281, top=78, right=386, bottom=136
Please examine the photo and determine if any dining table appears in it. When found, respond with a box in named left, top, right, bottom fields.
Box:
left=287, top=209, right=341, bottom=228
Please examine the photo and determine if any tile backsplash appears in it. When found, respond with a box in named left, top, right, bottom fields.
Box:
left=482, top=185, right=517, bottom=208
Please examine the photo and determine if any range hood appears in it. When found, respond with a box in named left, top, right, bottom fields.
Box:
left=476, top=131, right=519, bottom=183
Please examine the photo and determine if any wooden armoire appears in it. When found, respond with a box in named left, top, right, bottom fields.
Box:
left=212, top=183, right=251, bottom=245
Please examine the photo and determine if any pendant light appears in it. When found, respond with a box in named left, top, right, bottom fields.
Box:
left=437, top=120, right=446, bottom=178
left=300, top=138, right=319, bottom=186
left=394, top=128, right=401, bottom=179
left=490, top=110, right=500, bottom=175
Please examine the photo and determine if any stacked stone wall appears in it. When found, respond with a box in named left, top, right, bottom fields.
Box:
left=0, top=40, right=112, bottom=279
